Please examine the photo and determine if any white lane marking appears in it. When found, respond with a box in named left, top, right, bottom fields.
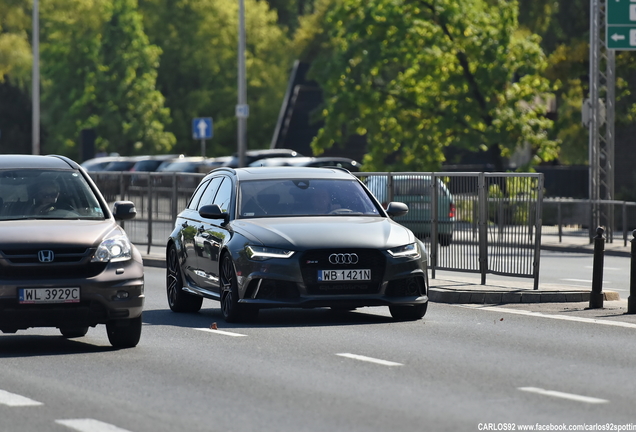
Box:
left=519, top=387, right=608, bottom=404
left=0, top=389, right=43, bottom=406
left=336, top=353, right=403, bottom=366
left=462, top=305, right=636, bottom=329
left=56, top=419, right=132, bottom=432
left=585, top=266, right=621, bottom=271
left=194, top=328, right=247, bottom=337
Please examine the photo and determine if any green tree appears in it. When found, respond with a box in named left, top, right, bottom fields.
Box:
left=266, top=0, right=317, bottom=35
left=0, top=0, right=31, bottom=85
left=299, top=0, right=557, bottom=172
left=95, top=0, right=175, bottom=155
left=518, top=0, right=636, bottom=166
left=0, top=0, right=34, bottom=154
left=40, top=0, right=175, bottom=157
left=138, top=0, right=292, bottom=157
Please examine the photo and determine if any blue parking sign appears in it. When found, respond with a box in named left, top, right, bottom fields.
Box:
left=192, top=117, right=213, bottom=139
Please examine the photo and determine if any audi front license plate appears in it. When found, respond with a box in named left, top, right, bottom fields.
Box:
left=318, top=269, right=371, bottom=282
left=19, top=287, right=80, bottom=304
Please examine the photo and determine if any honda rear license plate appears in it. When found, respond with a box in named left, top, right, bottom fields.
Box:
left=19, top=287, right=80, bottom=304
left=318, top=269, right=371, bottom=282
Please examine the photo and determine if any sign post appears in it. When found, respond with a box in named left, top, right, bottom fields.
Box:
left=607, top=0, right=636, bottom=50
left=192, top=117, right=213, bottom=157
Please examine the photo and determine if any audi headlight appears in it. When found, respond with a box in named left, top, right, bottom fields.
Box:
left=387, top=243, right=420, bottom=259
left=246, top=245, right=295, bottom=261
left=92, top=234, right=132, bottom=263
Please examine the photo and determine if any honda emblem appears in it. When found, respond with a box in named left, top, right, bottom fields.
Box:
left=38, top=250, right=54, bottom=263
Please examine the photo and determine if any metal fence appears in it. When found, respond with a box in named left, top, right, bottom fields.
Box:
left=89, top=170, right=545, bottom=289
left=542, top=198, right=636, bottom=246
left=355, top=172, right=543, bottom=289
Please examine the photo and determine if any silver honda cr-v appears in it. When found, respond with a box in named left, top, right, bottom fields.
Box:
left=0, top=154, right=144, bottom=348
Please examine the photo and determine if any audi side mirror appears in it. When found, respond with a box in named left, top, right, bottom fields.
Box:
left=386, top=202, right=408, bottom=218
left=199, top=204, right=230, bottom=224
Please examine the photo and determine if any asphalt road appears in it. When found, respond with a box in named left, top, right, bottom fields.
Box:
left=1, top=266, right=636, bottom=432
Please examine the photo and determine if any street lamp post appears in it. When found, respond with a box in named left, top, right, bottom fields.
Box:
left=236, top=0, right=248, bottom=167
left=32, top=0, right=40, bottom=155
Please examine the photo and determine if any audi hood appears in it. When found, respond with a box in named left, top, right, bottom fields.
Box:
left=231, top=216, right=416, bottom=250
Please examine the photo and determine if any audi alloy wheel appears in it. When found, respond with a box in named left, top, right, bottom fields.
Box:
left=167, top=245, right=203, bottom=313
left=220, top=253, right=258, bottom=323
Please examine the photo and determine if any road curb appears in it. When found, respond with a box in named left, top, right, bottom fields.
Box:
left=429, top=288, right=620, bottom=304
left=142, top=255, right=165, bottom=268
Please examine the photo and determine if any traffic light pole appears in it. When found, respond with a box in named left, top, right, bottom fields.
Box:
left=588, top=0, right=616, bottom=241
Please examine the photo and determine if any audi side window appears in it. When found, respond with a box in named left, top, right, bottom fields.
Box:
left=197, top=177, right=224, bottom=211
left=212, top=178, right=233, bottom=213
left=187, top=179, right=210, bottom=210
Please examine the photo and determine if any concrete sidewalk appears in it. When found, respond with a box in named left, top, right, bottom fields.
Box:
left=139, top=232, right=628, bottom=305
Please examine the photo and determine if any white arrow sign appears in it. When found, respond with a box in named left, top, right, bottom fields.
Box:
left=192, top=117, right=212, bottom=139
left=611, top=33, right=626, bottom=41
left=197, top=119, right=208, bottom=138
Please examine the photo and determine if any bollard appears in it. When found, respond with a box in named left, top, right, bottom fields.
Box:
left=589, top=226, right=605, bottom=309
left=629, top=230, right=636, bottom=314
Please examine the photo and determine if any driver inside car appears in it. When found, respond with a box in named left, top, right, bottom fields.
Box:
left=29, top=183, right=60, bottom=215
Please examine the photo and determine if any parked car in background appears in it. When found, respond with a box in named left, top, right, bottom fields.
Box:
left=365, top=174, right=456, bottom=246
left=166, top=166, right=429, bottom=323
left=249, top=156, right=361, bottom=172
left=155, top=156, right=213, bottom=188
left=130, top=154, right=184, bottom=173
left=0, top=154, right=144, bottom=347
left=80, top=155, right=123, bottom=171
left=100, top=156, right=143, bottom=172
left=206, top=156, right=233, bottom=169
left=221, top=148, right=303, bottom=168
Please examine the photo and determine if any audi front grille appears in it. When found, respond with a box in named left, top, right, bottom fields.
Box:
left=300, top=249, right=385, bottom=295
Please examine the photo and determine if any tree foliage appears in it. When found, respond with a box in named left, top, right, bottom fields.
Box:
left=303, top=0, right=557, bottom=172
left=138, top=0, right=293, bottom=156
left=40, top=0, right=175, bottom=157
left=0, top=0, right=31, bottom=86
left=518, top=0, right=636, bottom=165
left=0, top=0, right=32, bottom=153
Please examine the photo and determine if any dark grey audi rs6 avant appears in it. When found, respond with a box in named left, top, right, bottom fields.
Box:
left=166, top=166, right=429, bottom=322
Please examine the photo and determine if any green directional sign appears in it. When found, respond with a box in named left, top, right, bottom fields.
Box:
left=607, top=0, right=636, bottom=50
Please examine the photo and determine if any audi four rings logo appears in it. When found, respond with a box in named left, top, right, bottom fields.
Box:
left=329, top=253, right=359, bottom=265
left=38, top=250, right=54, bottom=263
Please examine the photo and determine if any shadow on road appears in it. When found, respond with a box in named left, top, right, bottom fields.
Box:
left=141, top=306, right=396, bottom=330
left=0, top=334, right=115, bottom=358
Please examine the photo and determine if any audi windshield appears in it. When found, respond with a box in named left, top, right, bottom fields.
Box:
left=239, top=178, right=381, bottom=218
